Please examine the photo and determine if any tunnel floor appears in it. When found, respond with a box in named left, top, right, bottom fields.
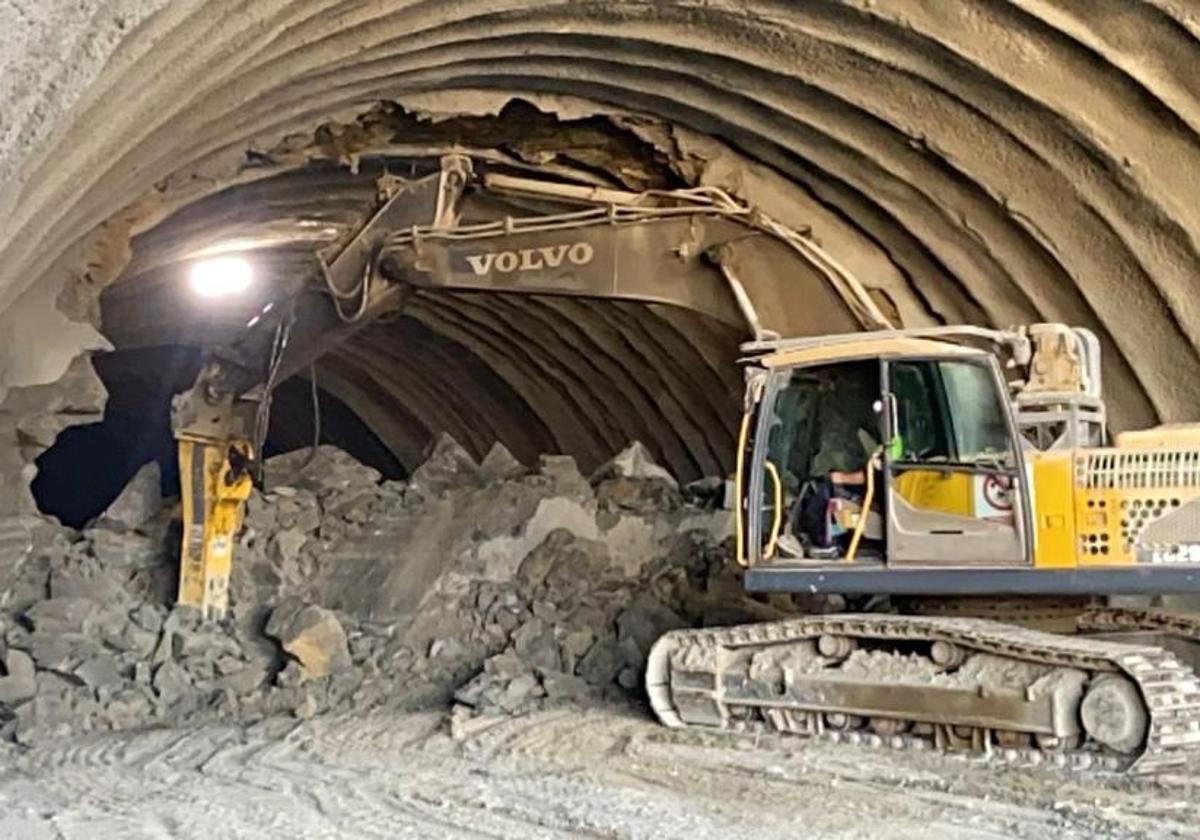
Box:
left=0, top=707, right=1192, bottom=840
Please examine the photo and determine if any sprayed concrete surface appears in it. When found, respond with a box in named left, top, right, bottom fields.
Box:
left=4, top=1, right=1200, bottom=463
left=1, top=707, right=1197, bottom=839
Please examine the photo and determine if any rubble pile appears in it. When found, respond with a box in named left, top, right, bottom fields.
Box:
left=0, top=437, right=822, bottom=744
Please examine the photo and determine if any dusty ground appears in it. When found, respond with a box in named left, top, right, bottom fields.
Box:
left=1, top=704, right=1195, bottom=840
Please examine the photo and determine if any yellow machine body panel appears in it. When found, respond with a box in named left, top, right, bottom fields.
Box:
left=1030, top=445, right=1200, bottom=568
left=893, top=470, right=973, bottom=517
left=1073, top=443, right=1200, bottom=567
left=1072, top=483, right=1130, bottom=567
left=1030, top=451, right=1078, bottom=568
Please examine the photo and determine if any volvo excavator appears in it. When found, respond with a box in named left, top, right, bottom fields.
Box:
left=647, top=324, right=1200, bottom=772
left=171, top=154, right=1200, bottom=773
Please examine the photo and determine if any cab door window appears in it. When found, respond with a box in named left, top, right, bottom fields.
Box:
left=890, top=360, right=1011, bottom=467
left=757, top=361, right=881, bottom=561
left=886, top=358, right=1025, bottom=565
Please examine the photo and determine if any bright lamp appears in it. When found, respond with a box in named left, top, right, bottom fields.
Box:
left=189, top=255, right=254, bottom=298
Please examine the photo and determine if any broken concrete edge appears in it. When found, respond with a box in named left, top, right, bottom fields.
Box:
left=0, top=349, right=109, bottom=518
left=0, top=93, right=683, bottom=529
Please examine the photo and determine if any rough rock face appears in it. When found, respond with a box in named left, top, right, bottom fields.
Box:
left=0, top=439, right=802, bottom=744
left=0, top=355, right=106, bottom=517
left=265, top=600, right=352, bottom=681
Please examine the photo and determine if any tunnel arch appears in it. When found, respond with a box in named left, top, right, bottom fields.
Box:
left=3, top=0, right=1200, bottom=502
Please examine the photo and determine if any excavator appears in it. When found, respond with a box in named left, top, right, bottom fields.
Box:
left=170, top=154, right=1200, bottom=772
left=648, top=324, right=1200, bottom=772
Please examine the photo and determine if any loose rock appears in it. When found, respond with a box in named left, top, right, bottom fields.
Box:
left=0, top=650, right=36, bottom=704
left=101, top=461, right=163, bottom=529
left=0, top=439, right=755, bottom=742
left=266, top=600, right=352, bottom=680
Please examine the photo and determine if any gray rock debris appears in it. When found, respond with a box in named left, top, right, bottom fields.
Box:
left=87, top=527, right=162, bottom=568
left=270, top=528, right=307, bottom=566
left=408, top=433, right=483, bottom=498
left=263, top=445, right=382, bottom=495
left=479, top=442, right=527, bottom=482
left=101, top=460, right=163, bottom=529
left=0, top=437, right=771, bottom=745
left=591, top=441, right=678, bottom=488
left=590, top=443, right=682, bottom=515
left=74, top=654, right=123, bottom=693
left=0, top=650, right=36, bottom=704
left=25, top=597, right=97, bottom=635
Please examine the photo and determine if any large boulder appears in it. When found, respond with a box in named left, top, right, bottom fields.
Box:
left=24, top=597, right=98, bottom=635
left=408, top=434, right=483, bottom=498
left=263, top=446, right=382, bottom=496
left=590, top=442, right=677, bottom=488
left=265, top=599, right=352, bottom=680
left=0, top=650, right=36, bottom=705
left=479, top=442, right=527, bottom=482
left=591, top=442, right=681, bottom=514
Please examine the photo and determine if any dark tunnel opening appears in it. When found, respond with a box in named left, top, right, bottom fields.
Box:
left=31, top=347, right=405, bottom=528
left=32, top=412, right=174, bottom=530
left=260, top=374, right=405, bottom=479
left=31, top=347, right=200, bottom=529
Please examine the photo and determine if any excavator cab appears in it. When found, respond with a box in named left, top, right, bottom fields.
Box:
left=736, top=330, right=1200, bottom=596
left=740, top=336, right=1031, bottom=575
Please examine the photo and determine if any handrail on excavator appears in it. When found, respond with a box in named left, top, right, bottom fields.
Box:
left=740, top=325, right=1032, bottom=362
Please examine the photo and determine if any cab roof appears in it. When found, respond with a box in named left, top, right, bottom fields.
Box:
left=756, top=334, right=990, bottom=369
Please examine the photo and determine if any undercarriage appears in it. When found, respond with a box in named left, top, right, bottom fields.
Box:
left=646, top=610, right=1200, bottom=772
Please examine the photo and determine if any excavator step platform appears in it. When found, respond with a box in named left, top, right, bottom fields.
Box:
left=744, top=565, right=1200, bottom=596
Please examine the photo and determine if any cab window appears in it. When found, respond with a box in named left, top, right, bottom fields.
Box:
left=756, top=360, right=881, bottom=560
left=890, top=359, right=1012, bottom=466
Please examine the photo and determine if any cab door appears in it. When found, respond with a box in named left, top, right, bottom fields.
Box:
left=743, top=359, right=884, bottom=565
left=883, top=356, right=1031, bottom=567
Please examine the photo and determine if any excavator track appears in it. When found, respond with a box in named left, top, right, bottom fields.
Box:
left=646, top=614, right=1200, bottom=773
left=1079, top=606, right=1200, bottom=641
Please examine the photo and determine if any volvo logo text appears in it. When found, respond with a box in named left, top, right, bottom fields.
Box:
left=463, top=242, right=594, bottom=276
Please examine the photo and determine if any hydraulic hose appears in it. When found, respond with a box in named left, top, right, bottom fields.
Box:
left=845, top=451, right=881, bottom=563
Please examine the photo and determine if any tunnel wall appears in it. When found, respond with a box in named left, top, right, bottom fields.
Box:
left=3, top=1, right=1200, bottom=499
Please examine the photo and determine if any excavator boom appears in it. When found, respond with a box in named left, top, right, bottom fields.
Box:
left=169, top=155, right=887, bottom=618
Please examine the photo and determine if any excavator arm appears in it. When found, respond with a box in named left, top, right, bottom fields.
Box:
left=170, top=154, right=891, bottom=618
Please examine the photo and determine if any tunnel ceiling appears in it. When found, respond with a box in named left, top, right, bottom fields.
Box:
left=4, top=0, right=1200, bottom=482
left=97, top=109, right=756, bottom=479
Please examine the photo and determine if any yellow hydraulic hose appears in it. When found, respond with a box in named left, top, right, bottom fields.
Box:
left=734, top=410, right=753, bottom=567
left=844, top=451, right=880, bottom=563
left=764, top=460, right=784, bottom=560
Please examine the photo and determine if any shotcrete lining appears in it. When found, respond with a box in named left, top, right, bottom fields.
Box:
left=3, top=0, right=1200, bottom=483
